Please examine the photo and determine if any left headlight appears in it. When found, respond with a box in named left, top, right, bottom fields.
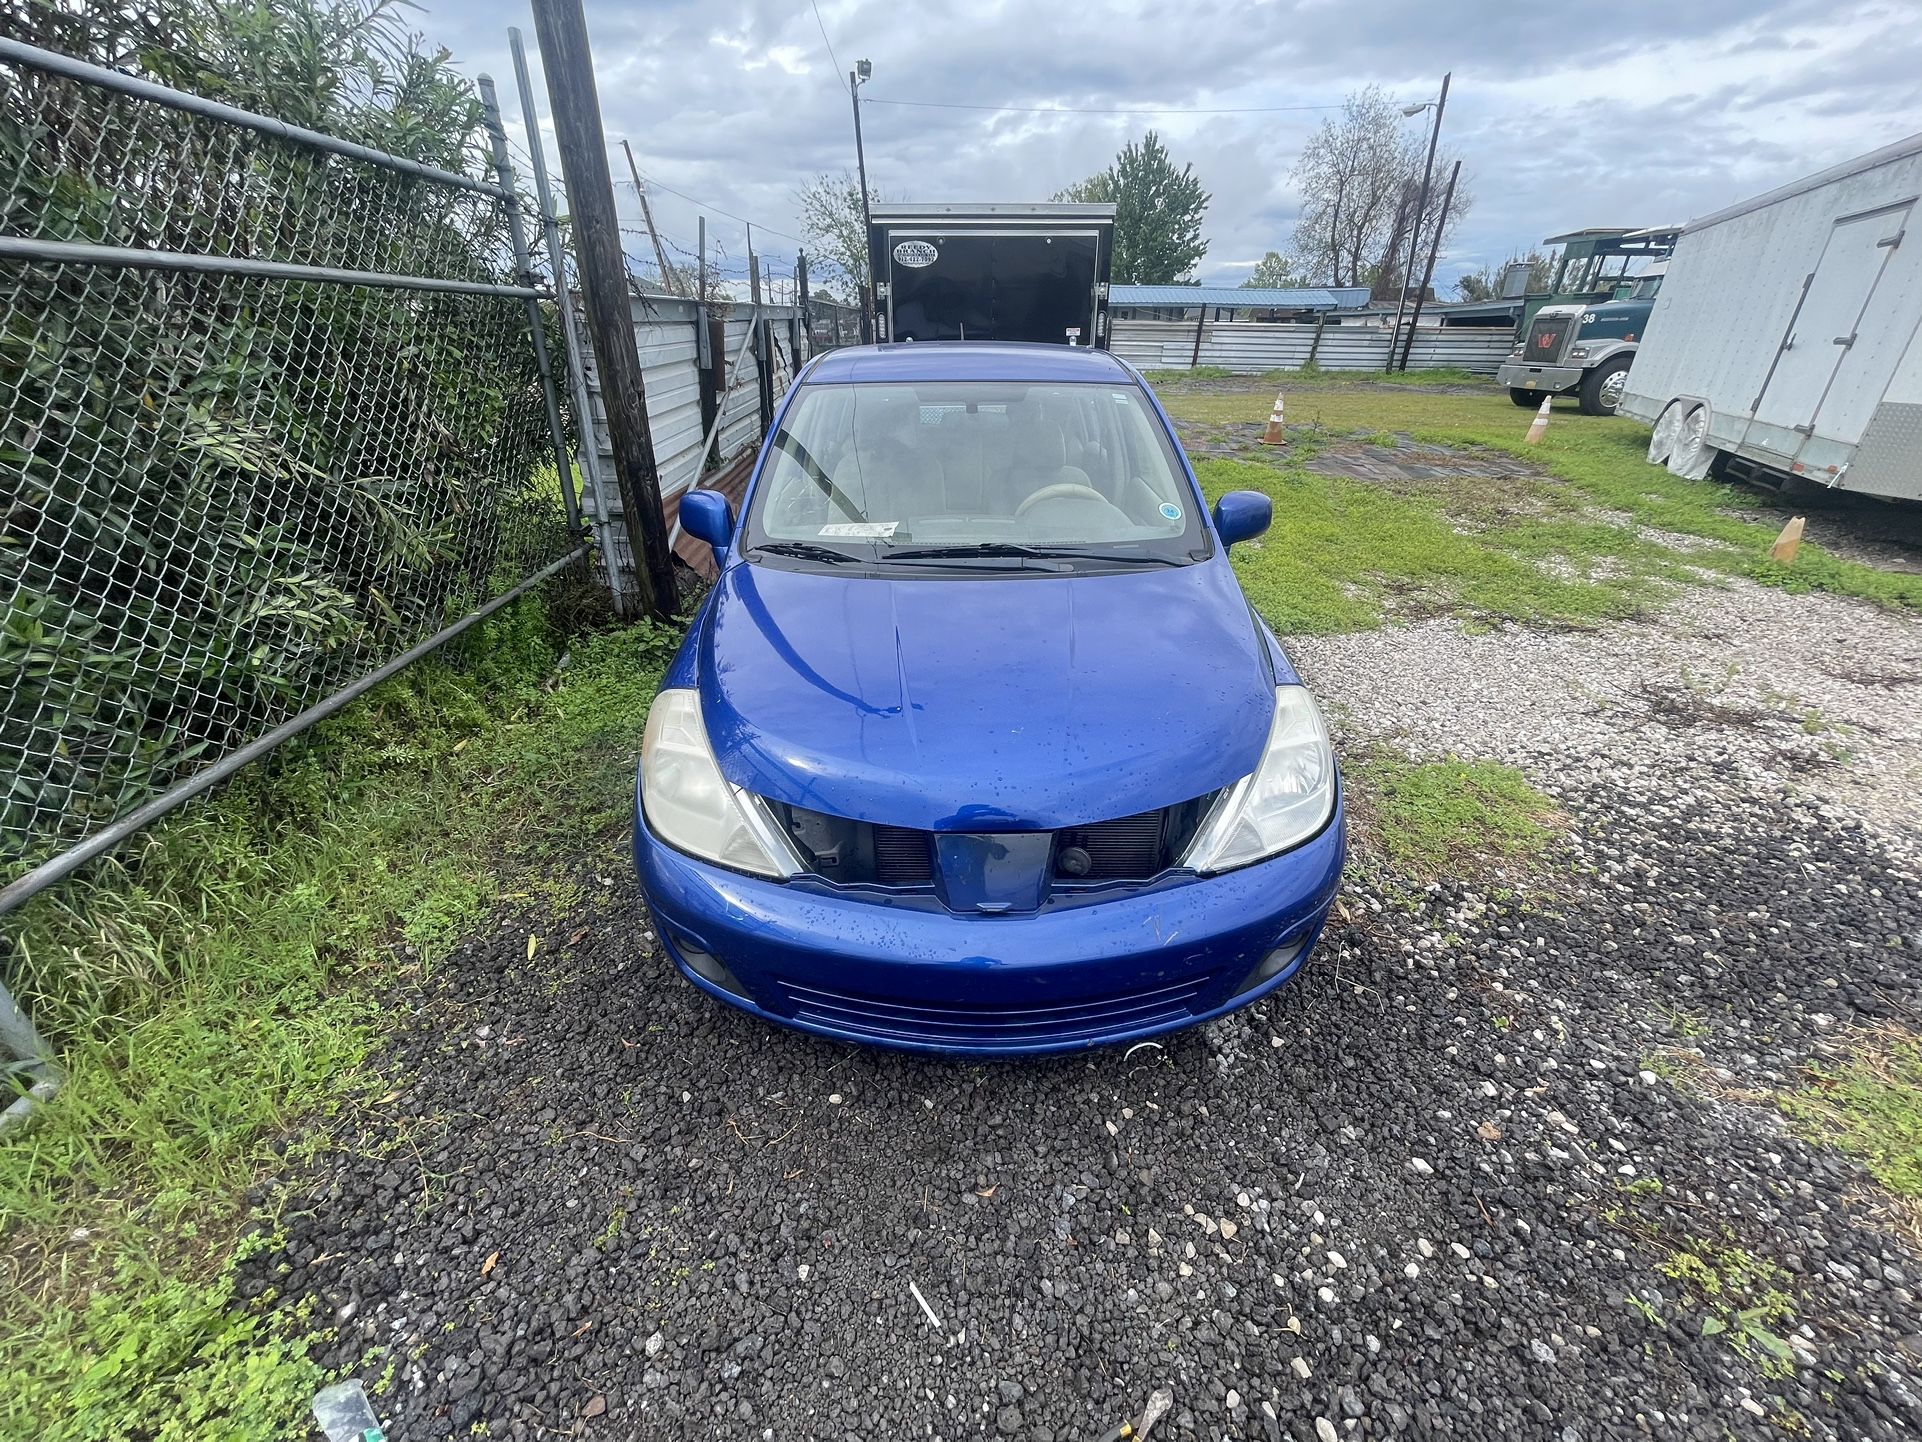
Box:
left=1179, top=686, right=1336, bottom=875
left=641, top=689, right=798, bottom=878
left=1566, top=346, right=1591, bottom=361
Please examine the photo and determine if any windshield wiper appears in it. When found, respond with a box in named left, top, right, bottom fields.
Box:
left=884, top=543, right=1179, bottom=565
left=747, top=540, right=863, bottom=564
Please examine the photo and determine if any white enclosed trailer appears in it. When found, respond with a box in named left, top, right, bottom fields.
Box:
left=1620, top=132, right=1922, bottom=500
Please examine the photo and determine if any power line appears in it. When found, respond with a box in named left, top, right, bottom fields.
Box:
left=864, top=96, right=1344, bottom=117
left=617, top=173, right=807, bottom=247
left=809, top=0, right=848, bottom=93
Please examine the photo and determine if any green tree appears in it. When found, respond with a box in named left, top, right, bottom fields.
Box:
left=1241, top=251, right=1301, bottom=288
left=1456, top=247, right=1557, bottom=301
left=795, top=170, right=881, bottom=302
left=1055, top=131, right=1210, bottom=284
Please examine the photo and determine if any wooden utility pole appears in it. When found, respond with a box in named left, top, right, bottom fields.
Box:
left=620, top=138, right=680, bottom=296
left=1387, top=71, right=1450, bottom=372
left=531, top=0, right=678, bottom=618
left=1398, top=158, right=1461, bottom=372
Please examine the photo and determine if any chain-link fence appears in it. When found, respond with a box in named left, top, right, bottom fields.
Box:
left=1, top=35, right=580, bottom=888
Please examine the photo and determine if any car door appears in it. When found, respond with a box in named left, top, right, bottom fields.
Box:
left=1752, top=202, right=1914, bottom=446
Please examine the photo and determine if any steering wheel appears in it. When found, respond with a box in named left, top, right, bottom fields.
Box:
left=1014, top=482, right=1110, bottom=517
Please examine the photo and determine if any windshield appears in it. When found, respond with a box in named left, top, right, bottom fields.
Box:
left=742, top=380, right=1204, bottom=566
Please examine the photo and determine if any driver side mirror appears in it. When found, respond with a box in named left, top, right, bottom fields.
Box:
left=680, top=489, right=734, bottom=561
left=1213, top=491, right=1272, bottom=550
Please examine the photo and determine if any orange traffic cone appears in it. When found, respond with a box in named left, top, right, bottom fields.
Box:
left=1524, top=396, right=1552, bottom=444
left=1261, top=391, right=1286, bottom=445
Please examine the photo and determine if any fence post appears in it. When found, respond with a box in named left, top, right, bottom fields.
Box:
left=507, top=29, right=625, bottom=612
left=751, top=256, right=773, bottom=434
left=1398, top=157, right=1462, bottom=373
left=530, top=0, right=679, bottom=619
left=1306, top=309, right=1328, bottom=367
left=477, top=76, right=582, bottom=551
left=791, top=251, right=807, bottom=361
left=1189, top=304, right=1206, bottom=368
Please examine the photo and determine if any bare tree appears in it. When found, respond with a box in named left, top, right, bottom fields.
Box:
left=795, top=170, right=880, bottom=302
left=1456, top=247, right=1558, bottom=301
left=1290, top=87, right=1471, bottom=292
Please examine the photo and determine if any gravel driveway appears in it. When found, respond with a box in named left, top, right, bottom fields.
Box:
left=247, top=462, right=1922, bottom=1442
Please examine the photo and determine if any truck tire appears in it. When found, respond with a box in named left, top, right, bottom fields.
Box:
left=1665, top=404, right=1714, bottom=479
left=1647, top=401, right=1686, bottom=465
left=1577, top=358, right=1632, bottom=416
left=1509, top=387, right=1540, bottom=407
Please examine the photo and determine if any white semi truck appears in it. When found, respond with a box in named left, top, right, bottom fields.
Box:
left=1621, top=131, right=1922, bottom=501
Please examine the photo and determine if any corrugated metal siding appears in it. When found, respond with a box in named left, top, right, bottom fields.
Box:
left=576, top=301, right=804, bottom=609
left=1110, top=284, right=1372, bottom=310
left=1112, top=320, right=1512, bottom=374
left=632, top=296, right=705, bottom=498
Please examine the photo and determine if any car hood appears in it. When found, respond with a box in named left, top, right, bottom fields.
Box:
left=697, top=561, right=1283, bottom=832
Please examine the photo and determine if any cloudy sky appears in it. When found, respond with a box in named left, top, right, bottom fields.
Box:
left=432, top=0, right=1922, bottom=297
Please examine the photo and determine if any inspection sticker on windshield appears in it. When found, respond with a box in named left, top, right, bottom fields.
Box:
left=820, top=521, right=897, bottom=538
left=1159, top=502, right=1182, bottom=521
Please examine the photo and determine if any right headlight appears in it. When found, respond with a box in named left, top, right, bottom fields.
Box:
left=1179, top=686, right=1336, bottom=875
left=641, top=689, right=799, bottom=878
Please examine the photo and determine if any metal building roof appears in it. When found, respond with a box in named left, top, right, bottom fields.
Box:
left=1109, top=284, right=1372, bottom=310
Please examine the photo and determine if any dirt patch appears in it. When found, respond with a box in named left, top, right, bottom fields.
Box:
left=1633, top=681, right=1780, bottom=732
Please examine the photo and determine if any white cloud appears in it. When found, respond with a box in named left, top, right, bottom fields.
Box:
left=437, top=0, right=1922, bottom=295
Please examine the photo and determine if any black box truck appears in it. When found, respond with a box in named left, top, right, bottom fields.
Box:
left=867, top=202, right=1117, bottom=348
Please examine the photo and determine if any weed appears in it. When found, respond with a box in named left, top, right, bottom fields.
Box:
left=1780, top=1026, right=1922, bottom=1246
left=595, top=1206, right=629, bottom=1251
left=0, top=598, right=683, bottom=1439
left=1345, top=752, right=1559, bottom=881
left=1142, top=364, right=1237, bottom=382
left=1658, top=1242, right=1799, bottom=1375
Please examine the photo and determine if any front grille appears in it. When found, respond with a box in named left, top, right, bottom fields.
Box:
left=773, top=793, right=1218, bottom=894
left=1524, top=316, right=1571, bottom=363
left=778, top=973, right=1215, bottom=1050
left=1056, top=809, right=1166, bottom=880
left=873, top=825, right=934, bottom=885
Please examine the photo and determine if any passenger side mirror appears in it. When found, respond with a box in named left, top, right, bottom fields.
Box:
left=680, top=489, right=734, bottom=560
left=1213, top=491, right=1272, bottom=549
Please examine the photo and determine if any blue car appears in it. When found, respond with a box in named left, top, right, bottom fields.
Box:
left=635, top=341, right=1344, bottom=1056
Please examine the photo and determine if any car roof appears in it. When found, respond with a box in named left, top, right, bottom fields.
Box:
left=801, top=341, right=1138, bottom=386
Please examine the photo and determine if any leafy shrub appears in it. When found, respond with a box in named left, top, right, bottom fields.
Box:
left=1, top=0, right=566, bottom=861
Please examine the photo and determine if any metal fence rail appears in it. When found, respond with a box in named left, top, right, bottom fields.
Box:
left=0, top=37, right=577, bottom=900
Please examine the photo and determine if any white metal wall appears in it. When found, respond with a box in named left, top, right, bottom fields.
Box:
left=1110, top=319, right=1514, bottom=374
left=576, top=298, right=805, bottom=608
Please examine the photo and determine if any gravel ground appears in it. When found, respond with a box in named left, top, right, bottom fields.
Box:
left=243, top=433, right=1922, bottom=1441
left=1291, top=579, right=1922, bottom=849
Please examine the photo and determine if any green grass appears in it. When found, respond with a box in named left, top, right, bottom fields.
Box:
left=1142, top=364, right=1493, bottom=389
left=1193, top=451, right=1700, bottom=634
left=1, top=596, right=680, bottom=1441
left=1346, top=753, right=1558, bottom=879
left=1781, top=1026, right=1922, bottom=1240
left=1163, top=384, right=1922, bottom=620
left=1142, top=364, right=1237, bottom=382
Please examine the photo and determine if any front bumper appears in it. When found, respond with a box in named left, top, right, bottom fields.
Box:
left=1496, top=361, right=1582, bottom=393
left=633, top=800, right=1346, bottom=1057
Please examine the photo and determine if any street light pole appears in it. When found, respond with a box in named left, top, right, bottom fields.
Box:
left=1386, top=71, right=1450, bottom=373
left=850, top=60, right=875, bottom=342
